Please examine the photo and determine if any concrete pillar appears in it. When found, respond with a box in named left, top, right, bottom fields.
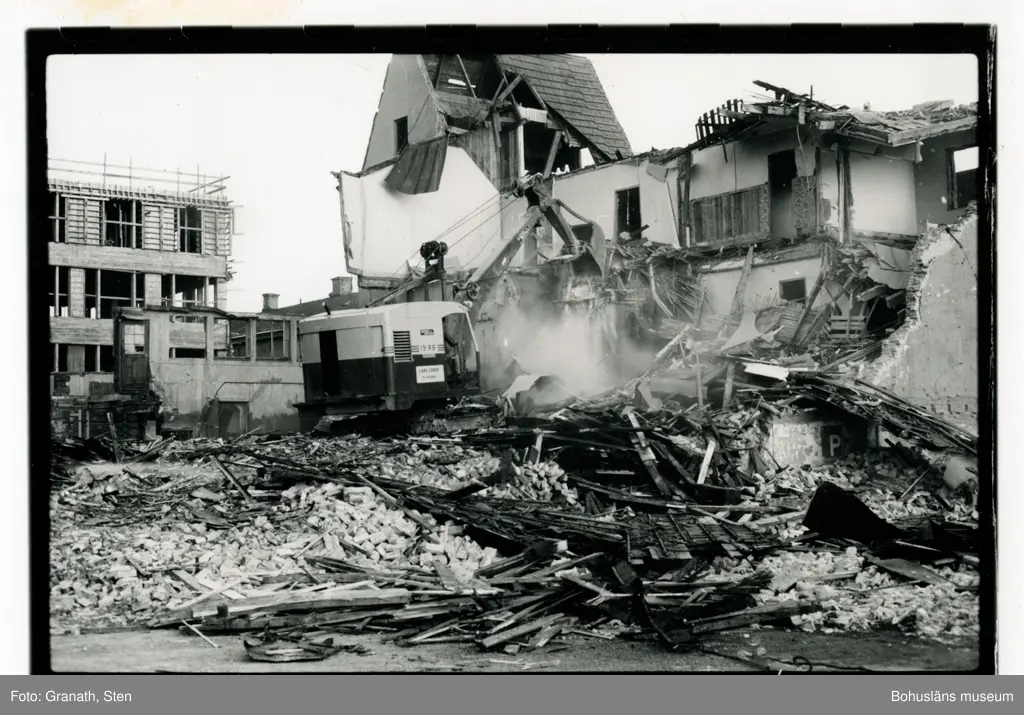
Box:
left=144, top=273, right=162, bottom=307
left=68, top=268, right=86, bottom=317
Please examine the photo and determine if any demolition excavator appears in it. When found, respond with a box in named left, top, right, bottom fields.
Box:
left=294, top=173, right=605, bottom=434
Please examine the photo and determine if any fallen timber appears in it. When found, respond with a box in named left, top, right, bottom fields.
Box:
left=52, top=334, right=982, bottom=661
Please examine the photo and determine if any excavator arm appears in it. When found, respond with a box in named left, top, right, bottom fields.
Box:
left=371, top=174, right=604, bottom=318
left=462, top=175, right=604, bottom=323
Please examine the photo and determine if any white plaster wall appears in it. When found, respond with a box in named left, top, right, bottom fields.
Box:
left=849, top=152, right=918, bottom=234
left=689, top=130, right=804, bottom=200
left=341, top=148, right=504, bottom=279
left=362, top=55, right=446, bottom=170
left=700, top=256, right=826, bottom=315
left=551, top=159, right=679, bottom=250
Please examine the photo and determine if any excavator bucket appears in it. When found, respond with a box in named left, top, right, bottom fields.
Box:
left=565, top=243, right=604, bottom=277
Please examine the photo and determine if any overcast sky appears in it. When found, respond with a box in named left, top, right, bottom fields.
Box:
left=47, top=53, right=978, bottom=311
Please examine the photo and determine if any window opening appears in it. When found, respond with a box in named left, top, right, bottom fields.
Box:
left=104, top=198, right=143, bottom=248
left=779, top=277, right=808, bottom=303
left=395, top=117, right=409, bottom=154
left=615, top=187, right=642, bottom=238
left=948, top=146, right=978, bottom=210
left=214, top=318, right=251, bottom=359
left=49, top=192, right=67, bottom=243
left=179, top=206, right=203, bottom=254
left=255, top=319, right=291, bottom=360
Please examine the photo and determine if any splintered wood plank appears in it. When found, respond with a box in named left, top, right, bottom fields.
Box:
left=187, top=588, right=411, bottom=619
left=623, top=409, right=683, bottom=498
left=478, top=614, right=563, bottom=650
left=171, top=569, right=210, bottom=594
left=697, top=440, right=717, bottom=485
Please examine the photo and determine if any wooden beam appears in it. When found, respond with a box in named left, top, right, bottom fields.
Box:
left=490, top=76, right=508, bottom=103
left=788, top=271, right=826, bottom=346
left=722, top=363, right=736, bottom=409
left=856, top=284, right=889, bottom=302
left=434, top=55, right=445, bottom=88
left=454, top=55, right=476, bottom=98
left=697, top=440, right=716, bottom=485
left=678, top=152, right=692, bottom=246
left=542, top=131, right=563, bottom=179
left=727, top=246, right=754, bottom=327
left=493, top=75, right=522, bottom=106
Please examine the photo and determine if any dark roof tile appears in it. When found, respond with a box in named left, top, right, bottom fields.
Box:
left=498, top=54, right=632, bottom=160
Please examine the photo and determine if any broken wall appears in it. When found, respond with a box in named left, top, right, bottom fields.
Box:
left=697, top=245, right=828, bottom=316
left=550, top=157, right=680, bottom=249
left=362, top=55, right=447, bottom=170
left=818, top=149, right=842, bottom=237
left=689, top=130, right=801, bottom=200
left=864, top=211, right=979, bottom=432
left=340, top=149, right=504, bottom=279
left=914, top=129, right=978, bottom=232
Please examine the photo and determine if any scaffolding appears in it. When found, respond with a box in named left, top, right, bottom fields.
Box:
left=48, top=156, right=230, bottom=198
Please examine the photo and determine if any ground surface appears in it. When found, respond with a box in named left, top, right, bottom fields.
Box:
left=49, top=629, right=980, bottom=673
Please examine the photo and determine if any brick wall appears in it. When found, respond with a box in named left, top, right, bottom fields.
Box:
left=864, top=209, right=979, bottom=432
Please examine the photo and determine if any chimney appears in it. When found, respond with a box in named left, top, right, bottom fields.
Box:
left=262, top=293, right=279, bottom=311
left=330, top=276, right=353, bottom=296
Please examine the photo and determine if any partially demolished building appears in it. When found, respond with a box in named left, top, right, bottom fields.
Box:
left=333, top=63, right=980, bottom=434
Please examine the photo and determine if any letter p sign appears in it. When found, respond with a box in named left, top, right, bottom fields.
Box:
left=821, top=426, right=845, bottom=458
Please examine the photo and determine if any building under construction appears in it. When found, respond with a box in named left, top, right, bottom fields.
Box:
left=47, top=158, right=237, bottom=438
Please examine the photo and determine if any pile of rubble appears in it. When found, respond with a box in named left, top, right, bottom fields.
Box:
left=50, top=394, right=980, bottom=662
left=49, top=305, right=982, bottom=663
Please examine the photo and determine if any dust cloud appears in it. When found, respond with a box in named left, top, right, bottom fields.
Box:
left=483, top=303, right=658, bottom=402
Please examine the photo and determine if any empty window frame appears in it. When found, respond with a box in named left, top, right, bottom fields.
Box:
left=615, top=187, right=642, bottom=238
left=49, top=266, right=70, bottom=317
left=395, top=116, right=409, bottom=154
left=255, top=319, right=291, bottom=360
left=97, top=270, right=145, bottom=319
left=49, top=191, right=67, bottom=243
left=169, top=313, right=208, bottom=358
left=179, top=206, right=203, bottom=254
left=213, top=318, right=251, bottom=359
left=104, top=198, right=143, bottom=249
left=779, top=277, right=808, bottom=303
left=161, top=274, right=210, bottom=308
left=99, top=345, right=115, bottom=372
left=60, top=345, right=109, bottom=373
left=52, top=344, right=106, bottom=373
left=948, top=146, right=979, bottom=210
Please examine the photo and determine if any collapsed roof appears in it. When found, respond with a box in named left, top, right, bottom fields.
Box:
left=695, top=80, right=978, bottom=150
